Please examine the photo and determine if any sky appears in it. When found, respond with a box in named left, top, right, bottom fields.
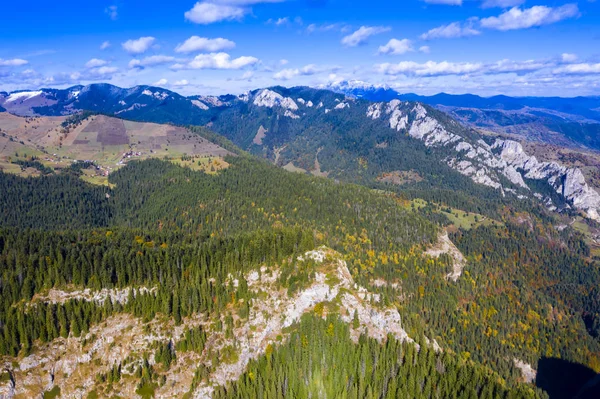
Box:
left=1, top=0, right=599, bottom=97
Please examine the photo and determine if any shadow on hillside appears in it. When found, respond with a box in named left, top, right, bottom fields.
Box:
left=536, top=357, right=600, bottom=399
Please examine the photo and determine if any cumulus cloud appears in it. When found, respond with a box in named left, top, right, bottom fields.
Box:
left=341, top=26, right=391, bottom=47
left=561, top=53, right=578, bottom=63
left=376, top=57, right=555, bottom=77
left=378, top=39, right=414, bottom=55
left=154, top=78, right=168, bottom=86
left=183, top=0, right=283, bottom=24
left=0, top=58, right=29, bottom=67
left=172, top=52, right=259, bottom=70
left=553, top=63, right=600, bottom=75
left=85, top=59, right=108, bottom=68
left=185, top=2, right=246, bottom=24
left=173, top=79, right=189, bottom=86
left=421, top=21, right=480, bottom=40
left=129, top=55, right=175, bottom=69
left=481, top=0, right=524, bottom=8
left=122, top=37, right=156, bottom=54
left=273, top=64, right=339, bottom=80
left=100, top=41, right=111, bottom=50
left=419, top=46, right=431, bottom=54
left=87, top=66, right=118, bottom=77
left=274, top=64, right=316, bottom=80
left=480, top=4, right=580, bottom=31
left=175, top=36, right=236, bottom=53
left=376, top=60, right=483, bottom=76
left=487, top=59, right=549, bottom=74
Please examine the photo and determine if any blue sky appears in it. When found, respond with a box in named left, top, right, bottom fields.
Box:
left=1, top=0, right=599, bottom=96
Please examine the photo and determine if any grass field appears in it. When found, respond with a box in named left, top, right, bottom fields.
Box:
left=170, top=156, right=229, bottom=174
left=571, top=217, right=600, bottom=257
left=404, top=199, right=503, bottom=230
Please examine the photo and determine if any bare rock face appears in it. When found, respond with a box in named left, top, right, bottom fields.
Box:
left=492, top=139, right=600, bottom=221
left=252, top=89, right=298, bottom=111
left=425, top=231, right=467, bottom=282
left=366, top=99, right=600, bottom=221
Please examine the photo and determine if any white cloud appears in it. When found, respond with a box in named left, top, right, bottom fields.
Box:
left=378, top=39, right=414, bottom=55
left=341, top=26, right=391, bottom=47
left=553, top=63, right=600, bottom=75
left=487, top=59, right=548, bottom=74
left=480, top=4, right=580, bottom=31
left=376, top=60, right=483, bottom=76
left=279, top=59, right=289, bottom=65
left=561, top=53, right=578, bottom=64
left=422, top=0, right=462, bottom=4
left=173, top=79, right=190, bottom=86
left=306, top=23, right=350, bottom=34
left=481, top=0, right=525, bottom=8
left=184, top=2, right=246, bottom=24
left=122, top=37, right=156, bottom=54
left=184, top=0, right=285, bottom=24
left=273, top=64, right=337, bottom=80
left=421, top=21, right=480, bottom=40
left=419, top=46, right=431, bottom=54
left=267, top=17, right=289, bottom=26
left=88, top=66, right=118, bottom=77
left=241, top=71, right=254, bottom=79
left=129, top=55, right=175, bottom=69
left=100, top=41, right=111, bottom=50
left=154, top=78, right=168, bottom=86
left=175, top=36, right=236, bottom=53
left=376, top=57, right=553, bottom=77
left=85, top=58, right=108, bottom=68
left=105, top=5, right=118, bottom=20
left=0, top=58, right=28, bottom=67
left=173, top=52, right=259, bottom=70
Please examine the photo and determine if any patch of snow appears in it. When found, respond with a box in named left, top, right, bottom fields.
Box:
left=334, top=102, right=349, bottom=110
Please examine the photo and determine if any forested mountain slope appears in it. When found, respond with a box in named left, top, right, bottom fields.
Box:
left=2, top=86, right=600, bottom=398
left=3, top=84, right=599, bottom=226
left=0, top=151, right=599, bottom=398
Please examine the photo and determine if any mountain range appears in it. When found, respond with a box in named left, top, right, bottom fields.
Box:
left=324, top=81, right=600, bottom=151
left=2, top=83, right=600, bottom=225
left=3, top=82, right=600, bottom=398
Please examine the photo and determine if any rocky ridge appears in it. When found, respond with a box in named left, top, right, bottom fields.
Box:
left=366, top=100, right=600, bottom=221
left=0, top=247, right=425, bottom=399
